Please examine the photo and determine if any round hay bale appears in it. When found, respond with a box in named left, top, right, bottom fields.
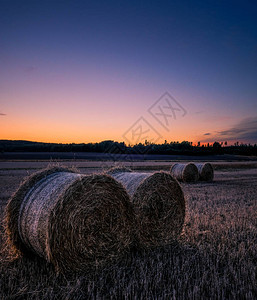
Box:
left=5, top=167, right=135, bottom=273
left=170, top=163, right=199, bottom=183
left=195, top=163, right=214, bottom=181
left=107, top=168, right=185, bottom=248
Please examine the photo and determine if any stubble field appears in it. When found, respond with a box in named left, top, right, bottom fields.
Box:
left=0, top=160, right=256, bottom=299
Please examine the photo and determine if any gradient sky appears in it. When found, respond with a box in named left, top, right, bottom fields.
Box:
left=0, top=0, right=257, bottom=144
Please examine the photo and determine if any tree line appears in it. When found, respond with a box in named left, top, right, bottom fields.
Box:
left=0, top=140, right=257, bottom=156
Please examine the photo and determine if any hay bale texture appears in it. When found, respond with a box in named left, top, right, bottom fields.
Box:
left=107, top=167, right=185, bottom=248
left=170, top=163, right=199, bottom=183
left=195, top=163, right=214, bottom=181
left=5, top=167, right=135, bottom=273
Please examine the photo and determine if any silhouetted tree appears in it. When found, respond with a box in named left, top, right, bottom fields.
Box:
left=213, top=142, right=221, bottom=149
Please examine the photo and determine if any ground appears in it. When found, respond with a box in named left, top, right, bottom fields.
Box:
left=0, top=160, right=256, bottom=299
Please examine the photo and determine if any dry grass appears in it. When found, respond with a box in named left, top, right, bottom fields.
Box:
left=107, top=168, right=185, bottom=248
left=0, top=165, right=256, bottom=299
left=171, top=163, right=199, bottom=182
left=195, top=163, right=214, bottom=181
left=4, top=167, right=136, bottom=274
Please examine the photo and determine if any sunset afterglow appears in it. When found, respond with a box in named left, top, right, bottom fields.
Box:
left=1, top=1, right=257, bottom=144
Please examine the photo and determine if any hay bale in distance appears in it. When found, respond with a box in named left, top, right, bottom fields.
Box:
left=170, top=163, right=199, bottom=183
left=195, top=163, right=214, bottom=181
left=5, top=167, right=135, bottom=273
left=107, top=167, right=185, bottom=248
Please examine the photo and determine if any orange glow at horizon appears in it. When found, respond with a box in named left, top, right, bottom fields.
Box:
left=1, top=108, right=239, bottom=145
left=0, top=68, right=254, bottom=145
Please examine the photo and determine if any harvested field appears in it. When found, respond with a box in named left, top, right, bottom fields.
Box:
left=1, top=159, right=257, bottom=172
left=0, top=160, right=256, bottom=299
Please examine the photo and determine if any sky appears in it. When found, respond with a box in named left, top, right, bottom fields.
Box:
left=0, top=0, right=257, bottom=145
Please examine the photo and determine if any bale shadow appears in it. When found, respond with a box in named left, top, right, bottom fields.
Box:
left=0, top=242, right=204, bottom=299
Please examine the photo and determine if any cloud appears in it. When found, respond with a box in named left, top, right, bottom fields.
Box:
left=0, top=113, right=6, bottom=116
left=216, top=117, right=257, bottom=142
left=201, top=117, right=257, bottom=143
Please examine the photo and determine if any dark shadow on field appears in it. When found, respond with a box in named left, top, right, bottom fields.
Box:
left=1, top=220, right=256, bottom=299
left=0, top=241, right=205, bottom=299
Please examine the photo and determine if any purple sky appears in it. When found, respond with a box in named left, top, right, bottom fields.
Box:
left=0, top=1, right=257, bottom=144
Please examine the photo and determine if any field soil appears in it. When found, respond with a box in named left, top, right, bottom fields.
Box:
left=0, top=160, right=256, bottom=299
